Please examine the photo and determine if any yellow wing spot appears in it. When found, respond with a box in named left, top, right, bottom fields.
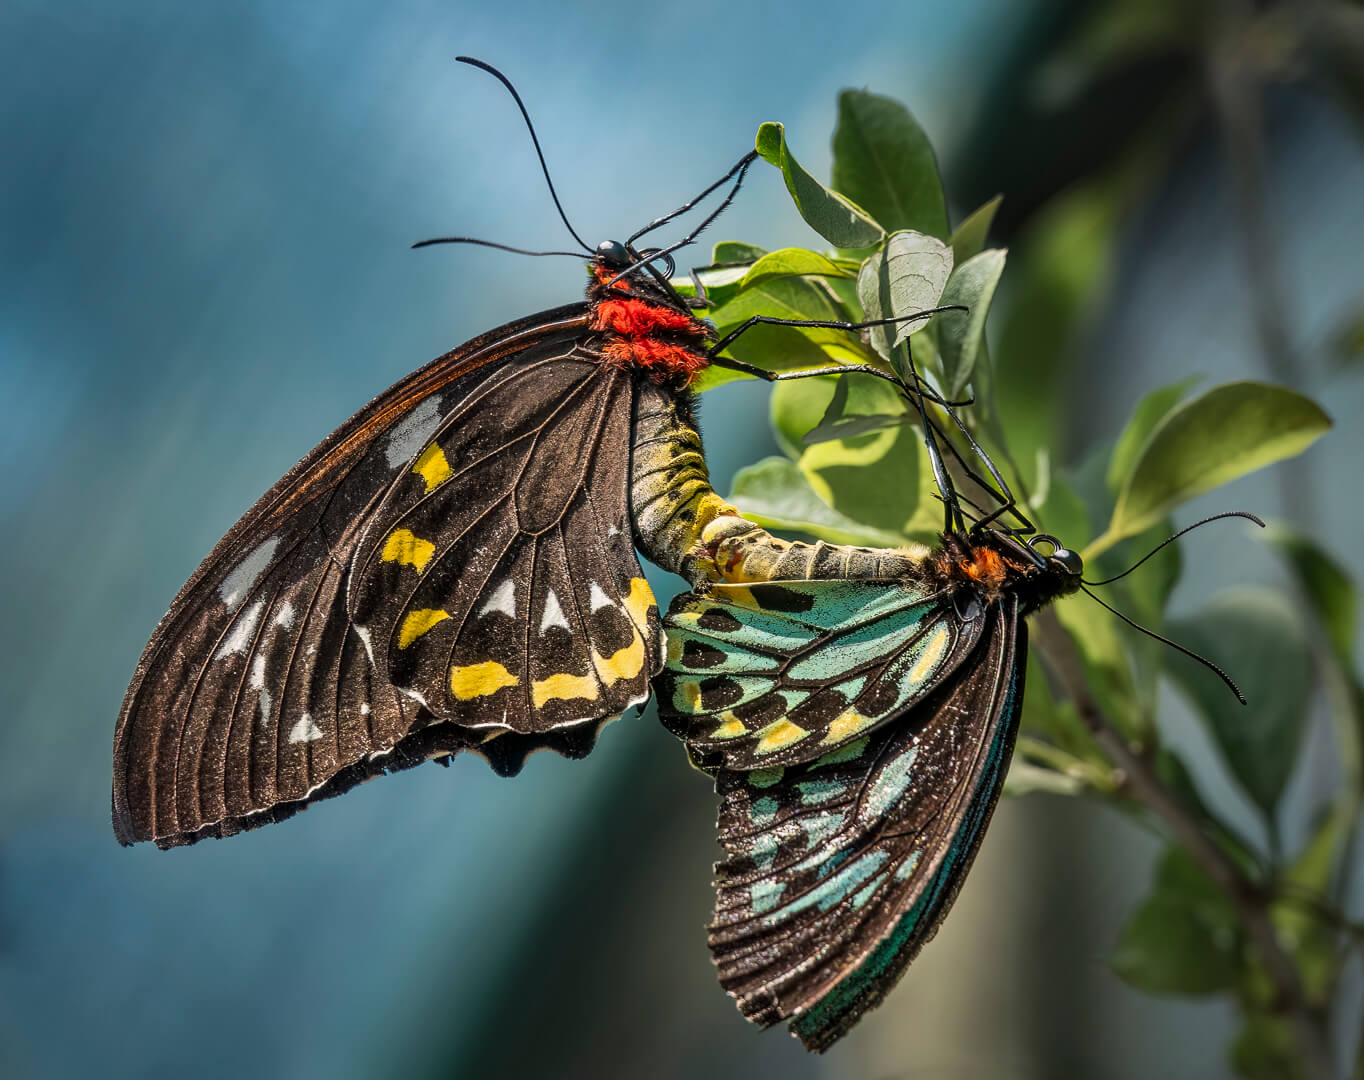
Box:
left=622, top=577, right=656, bottom=631
left=755, top=719, right=811, bottom=754
left=412, top=443, right=453, bottom=492
left=678, top=679, right=702, bottom=711
left=449, top=661, right=519, bottom=699
left=532, top=672, right=600, bottom=707
left=398, top=608, right=450, bottom=649
left=821, top=708, right=874, bottom=744
left=666, top=635, right=684, bottom=663
left=382, top=529, right=435, bottom=573
left=592, top=628, right=645, bottom=685
left=908, top=625, right=951, bottom=685
left=710, top=712, right=747, bottom=739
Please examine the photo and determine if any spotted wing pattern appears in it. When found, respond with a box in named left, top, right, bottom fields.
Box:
left=703, top=595, right=1025, bottom=1051
left=346, top=350, right=662, bottom=753
left=657, top=579, right=984, bottom=770
left=112, top=305, right=630, bottom=848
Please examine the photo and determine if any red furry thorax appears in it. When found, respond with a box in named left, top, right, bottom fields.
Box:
left=588, top=267, right=711, bottom=383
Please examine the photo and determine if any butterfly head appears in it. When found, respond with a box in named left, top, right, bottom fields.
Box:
left=940, top=529, right=1084, bottom=613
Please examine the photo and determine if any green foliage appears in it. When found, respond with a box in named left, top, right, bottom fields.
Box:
left=830, top=89, right=949, bottom=239
left=856, top=230, right=952, bottom=359
left=755, top=122, right=882, bottom=248
left=1112, top=847, right=1244, bottom=994
left=937, top=249, right=1006, bottom=400
left=1096, top=383, right=1332, bottom=555
left=1167, top=588, right=1312, bottom=818
left=710, top=83, right=1354, bottom=1079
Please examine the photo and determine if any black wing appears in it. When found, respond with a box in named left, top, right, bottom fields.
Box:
left=345, top=349, right=662, bottom=755
left=703, top=594, right=1025, bottom=1051
left=113, top=304, right=656, bottom=848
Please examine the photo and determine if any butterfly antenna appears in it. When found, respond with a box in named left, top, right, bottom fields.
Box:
left=1083, top=512, right=1265, bottom=586
left=603, top=152, right=759, bottom=289
left=627, top=150, right=760, bottom=246
left=456, top=56, right=593, bottom=254
left=411, top=237, right=590, bottom=256
left=1080, top=585, right=1247, bottom=704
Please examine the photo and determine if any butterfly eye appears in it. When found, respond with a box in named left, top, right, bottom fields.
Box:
left=1050, top=547, right=1084, bottom=577
left=1027, top=533, right=1083, bottom=576
left=596, top=240, right=631, bottom=267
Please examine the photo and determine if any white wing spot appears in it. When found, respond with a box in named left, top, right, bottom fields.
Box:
left=219, top=538, right=279, bottom=612
left=359, top=702, right=371, bottom=716
left=539, top=590, right=570, bottom=633
left=353, top=625, right=375, bottom=665
left=289, top=713, right=324, bottom=743
left=480, top=580, right=516, bottom=619
left=273, top=602, right=296, bottom=630
left=384, top=398, right=443, bottom=468
left=398, top=687, right=430, bottom=708
left=215, top=602, right=264, bottom=659
left=589, top=583, right=613, bottom=611
left=606, top=524, right=620, bottom=537
left=249, top=654, right=267, bottom=689
left=258, top=687, right=273, bottom=725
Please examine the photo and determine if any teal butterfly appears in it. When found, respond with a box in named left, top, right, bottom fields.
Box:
left=659, top=531, right=1084, bottom=1050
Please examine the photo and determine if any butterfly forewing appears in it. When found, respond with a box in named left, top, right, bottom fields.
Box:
left=347, top=351, right=662, bottom=753
left=658, top=579, right=983, bottom=770
left=702, top=595, right=1025, bottom=1050
left=113, top=305, right=606, bottom=847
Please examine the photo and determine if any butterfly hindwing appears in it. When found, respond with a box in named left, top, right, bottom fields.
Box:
left=658, top=579, right=984, bottom=770
left=113, top=305, right=616, bottom=847
left=703, top=595, right=1025, bottom=1050
left=345, top=351, right=661, bottom=763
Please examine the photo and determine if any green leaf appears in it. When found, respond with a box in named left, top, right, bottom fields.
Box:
left=950, top=195, right=1002, bottom=264
left=1167, top=586, right=1312, bottom=816
left=801, top=373, right=908, bottom=446
left=676, top=242, right=769, bottom=313
left=829, top=89, right=949, bottom=239
left=728, top=456, right=909, bottom=547
left=1272, top=808, right=1350, bottom=1003
left=704, top=272, right=863, bottom=389
left=1105, top=377, right=1200, bottom=493
left=937, top=249, right=1006, bottom=399
left=1261, top=523, right=1357, bottom=664
left=1095, top=382, right=1332, bottom=556
left=799, top=422, right=939, bottom=543
left=1112, top=847, right=1244, bottom=995
left=769, top=377, right=837, bottom=459
left=737, top=248, right=855, bottom=291
left=712, top=241, right=766, bottom=263
left=755, top=122, right=883, bottom=248
left=1154, top=748, right=1259, bottom=871
left=712, top=272, right=847, bottom=343
left=856, top=231, right=953, bottom=359
left=1229, top=1012, right=1307, bottom=1080
left=1053, top=589, right=1143, bottom=740
left=1002, top=758, right=1086, bottom=798
left=993, top=180, right=1123, bottom=487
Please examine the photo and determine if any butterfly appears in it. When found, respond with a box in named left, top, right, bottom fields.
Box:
left=656, top=527, right=1084, bottom=1050
left=111, top=59, right=963, bottom=849
left=643, top=315, right=1111, bottom=1050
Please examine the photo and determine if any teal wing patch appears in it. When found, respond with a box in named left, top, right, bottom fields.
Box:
left=657, top=579, right=983, bottom=770
left=705, top=597, right=1026, bottom=1050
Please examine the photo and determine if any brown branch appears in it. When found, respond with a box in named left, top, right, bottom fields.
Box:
left=1032, top=608, right=1336, bottom=1080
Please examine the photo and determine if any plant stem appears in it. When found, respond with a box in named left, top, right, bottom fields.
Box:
left=1032, top=608, right=1336, bottom=1080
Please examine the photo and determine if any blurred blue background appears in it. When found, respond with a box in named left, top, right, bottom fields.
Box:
left=3, top=2, right=1362, bottom=1077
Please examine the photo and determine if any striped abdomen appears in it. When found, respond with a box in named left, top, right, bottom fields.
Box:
left=629, top=382, right=933, bottom=587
